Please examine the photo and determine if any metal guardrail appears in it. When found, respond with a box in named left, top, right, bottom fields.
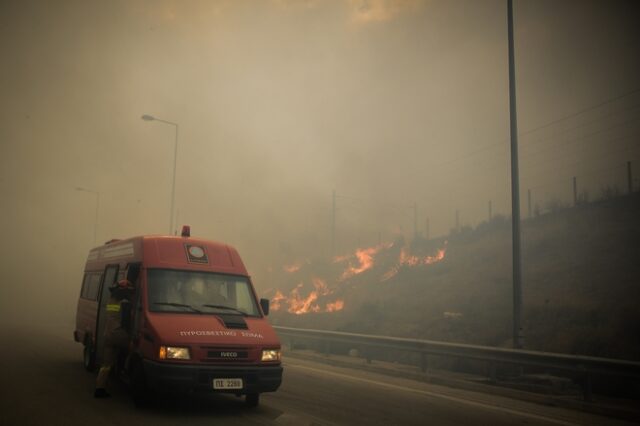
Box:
left=274, top=326, right=640, bottom=401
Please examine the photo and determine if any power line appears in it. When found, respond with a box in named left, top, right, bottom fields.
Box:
left=421, top=130, right=640, bottom=200
left=519, top=115, right=640, bottom=162
left=519, top=87, right=640, bottom=137
left=521, top=133, right=640, bottom=184
left=421, top=112, right=640, bottom=193
left=520, top=102, right=640, bottom=150
left=418, top=87, right=640, bottom=174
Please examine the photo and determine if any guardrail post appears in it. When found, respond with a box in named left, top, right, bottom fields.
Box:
left=420, top=352, right=428, bottom=373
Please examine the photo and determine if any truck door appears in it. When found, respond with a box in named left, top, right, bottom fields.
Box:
left=95, top=264, right=119, bottom=365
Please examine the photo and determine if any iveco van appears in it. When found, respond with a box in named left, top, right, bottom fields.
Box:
left=74, top=226, right=282, bottom=406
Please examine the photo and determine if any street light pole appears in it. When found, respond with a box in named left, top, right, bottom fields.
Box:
left=142, top=114, right=179, bottom=235
left=76, top=187, right=100, bottom=245
left=507, top=0, right=524, bottom=349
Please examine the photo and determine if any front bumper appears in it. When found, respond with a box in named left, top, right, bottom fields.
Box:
left=142, top=360, right=283, bottom=394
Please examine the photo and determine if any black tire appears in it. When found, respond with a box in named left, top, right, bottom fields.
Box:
left=83, top=340, right=96, bottom=372
left=245, top=393, right=259, bottom=407
left=130, top=360, right=150, bottom=408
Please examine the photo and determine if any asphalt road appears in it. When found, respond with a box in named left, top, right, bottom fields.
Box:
left=0, top=322, right=634, bottom=426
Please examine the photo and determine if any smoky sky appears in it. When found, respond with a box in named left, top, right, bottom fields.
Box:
left=1, top=0, right=639, bottom=320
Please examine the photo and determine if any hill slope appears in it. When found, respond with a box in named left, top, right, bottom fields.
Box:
left=268, top=193, right=640, bottom=361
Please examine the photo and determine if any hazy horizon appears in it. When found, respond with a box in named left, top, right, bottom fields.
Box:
left=1, top=0, right=639, bottom=321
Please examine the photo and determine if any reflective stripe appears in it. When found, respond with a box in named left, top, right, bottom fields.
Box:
left=106, top=304, right=120, bottom=312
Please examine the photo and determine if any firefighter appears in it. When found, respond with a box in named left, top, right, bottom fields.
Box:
left=94, top=279, right=134, bottom=398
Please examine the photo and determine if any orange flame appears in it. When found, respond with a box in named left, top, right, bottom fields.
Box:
left=283, top=263, right=301, bottom=273
left=313, top=277, right=331, bottom=296
left=381, top=244, right=447, bottom=282
left=325, top=299, right=345, bottom=312
left=336, top=243, right=392, bottom=281
left=288, top=284, right=320, bottom=315
left=273, top=241, right=446, bottom=313
left=271, top=290, right=286, bottom=311
left=270, top=278, right=342, bottom=315
left=424, top=248, right=446, bottom=264
left=380, top=268, right=398, bottom=281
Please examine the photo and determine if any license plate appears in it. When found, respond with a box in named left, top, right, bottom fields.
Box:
left=213, top=378, right=243, bottom=390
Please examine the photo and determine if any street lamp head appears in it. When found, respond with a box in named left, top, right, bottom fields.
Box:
left=141, top=114, right=155, bottom=121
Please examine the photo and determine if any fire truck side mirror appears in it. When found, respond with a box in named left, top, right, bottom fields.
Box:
left=260, top=298, right=270, bottom=316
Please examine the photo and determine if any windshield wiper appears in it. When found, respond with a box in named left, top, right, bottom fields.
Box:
left=153, top=302, right=202, bottom=314
left=201, top=304, right=248, bottom=316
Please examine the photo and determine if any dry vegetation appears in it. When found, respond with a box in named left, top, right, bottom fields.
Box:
left=271, top=192, right=640, bottom=361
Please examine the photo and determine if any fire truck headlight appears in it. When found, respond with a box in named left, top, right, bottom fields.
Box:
left=261, top=349, right=281, bottom=362
left=159, top=346, right=191, bottom=360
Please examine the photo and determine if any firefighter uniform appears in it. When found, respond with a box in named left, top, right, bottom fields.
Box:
left=94, top=285, right=132, bottom=398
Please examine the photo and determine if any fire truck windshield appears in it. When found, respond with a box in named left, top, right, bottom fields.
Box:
left=147, top=269, right=260, bottom=317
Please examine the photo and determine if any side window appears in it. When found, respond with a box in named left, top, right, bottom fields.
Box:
left=87, top=273, right=102, bottom=300
left=80, top=274, right=91, bottom=298
left=102, top=265, right=119, bottom=293
left=126, top=263, right=141, bottom=284
left=80, top=273, right=102, bottom=300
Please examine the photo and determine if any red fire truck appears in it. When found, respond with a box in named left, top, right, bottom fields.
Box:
left=74, top=226, right=282, bottom=406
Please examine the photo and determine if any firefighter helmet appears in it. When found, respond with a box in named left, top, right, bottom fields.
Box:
left=111, top=279, right=134, bottom=293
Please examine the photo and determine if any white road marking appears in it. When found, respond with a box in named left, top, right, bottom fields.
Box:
left=286, top=361, right=580, bottom=426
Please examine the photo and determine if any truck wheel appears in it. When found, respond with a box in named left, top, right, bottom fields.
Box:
left=245, top=393, right=260, bottom=407
left=130, top=361, right=150, bottom=407
left=83, top=340, right=96, bottom=372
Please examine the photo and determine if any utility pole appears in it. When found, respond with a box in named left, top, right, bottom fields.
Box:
left=331, top=189, right=336, bottom=255
left=507, top=0, right=524, bottom=349
left=412, top=202, right=418, bottom=240
left=573, top=176, right=578, bottom=206
left=455, top=209, right=460, bottom=233
left=628, top=161, right=633, bottom=194
left=425, top=217, right=430, bottom=240
left=94, top=193, right=100, bottom=244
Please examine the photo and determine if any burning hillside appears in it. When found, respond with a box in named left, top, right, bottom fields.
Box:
left=270, top=278, right=342, bottom=315
left=269, top=240, right=447, bottom=315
